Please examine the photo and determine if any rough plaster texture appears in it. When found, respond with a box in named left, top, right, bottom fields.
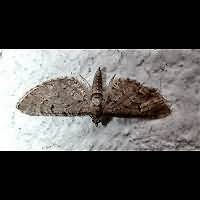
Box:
left=0, top=49, right=200, bottom=151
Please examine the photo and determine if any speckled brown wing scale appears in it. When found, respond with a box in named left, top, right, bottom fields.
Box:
left=17, top=77, right=91, bottom=116
left=103, top=78, right=171, bottom=118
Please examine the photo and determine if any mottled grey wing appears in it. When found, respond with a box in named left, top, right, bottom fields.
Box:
left=17, top=77, right=91, bottom=116
left=103, top=78, right=171, bottom=118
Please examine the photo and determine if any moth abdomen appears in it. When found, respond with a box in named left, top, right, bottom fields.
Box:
left=92, top=67, right=103, bottom=94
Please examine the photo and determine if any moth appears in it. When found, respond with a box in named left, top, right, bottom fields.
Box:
left=17, top=67, right=171, bottom=127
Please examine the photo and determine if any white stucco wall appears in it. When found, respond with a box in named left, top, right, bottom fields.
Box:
left=0, top=49, right=200, bottom=150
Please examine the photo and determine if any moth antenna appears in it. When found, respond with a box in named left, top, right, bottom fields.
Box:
left=108, top=74, right=116, bottom=87
left=143, top=66, right=152, bottom=84
left=102, top=74, right=117, bottom=106
left=79, top=74, right=91, bottom=89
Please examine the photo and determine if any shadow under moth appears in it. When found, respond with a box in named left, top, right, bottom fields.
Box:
left=17, top=67, right=171, bottom=127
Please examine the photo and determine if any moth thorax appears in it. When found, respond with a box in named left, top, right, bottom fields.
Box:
left=90, top=93, right=103, bottom=117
